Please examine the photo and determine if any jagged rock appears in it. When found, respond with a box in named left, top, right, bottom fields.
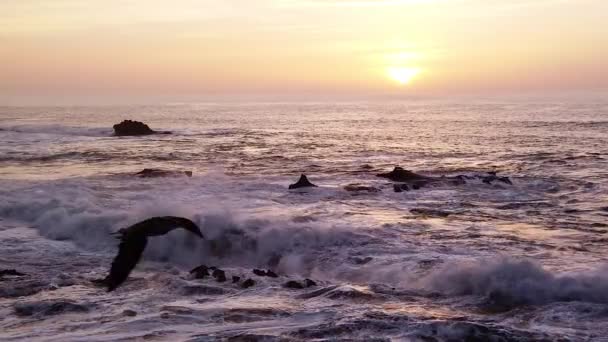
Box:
left=136, top=168, right=192, bottom=178
left=266, top=270, right=278, bottom=278
left=377, top=167, right=428, bottom=182
left=252, top=269, right=266, bottom=276
left=344, top=184, right=381, bottom=192
left=212, top=269, right=226, bottom=282
left=288, top=174, right=317, bottom=189
left=190, top=265, right=209, bottom=279
left=113, top=120, right=165, bottom=136
left=241, top=279, right=255, bottom=288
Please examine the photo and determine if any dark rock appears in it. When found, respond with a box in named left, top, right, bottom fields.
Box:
left=265, top=270, right=278, bottom=278
left=190, top=265, right=209, bottom=279
left=393, top=184, right=403, bottom=193
left=160, top=312, right=170, bottom=319
left=497, top=176, right=513, bottom=185
left=136, top=168, right=192, bottom=178
left=113, top=120, right=161, bottom=136
left=252, top=269, right=267, bottom=276
left=14, top=300, right=90, bottom=317
left=412, top=180, right=428, bottom=190
left=410, top=208, right=450, bottom=218
left=0, top=269, right=25, bottom=277
left=344, top=184, right=380, bottom=192
left=241, top=279, right=255, bottom=288
left=352, top=256, right=373, bottom=265
left=284, top=281, right=304, bottom=289
left=212, top=269, right=226, bottom=282
left=304, top=279, right=317, bottom=287
left=376, top=167, right=428, bottom=182
left=123, top=309, right=137, bottom=317
left=232, top=276, right=241, bottom=283
left=288, top=174, right=318, bottom=189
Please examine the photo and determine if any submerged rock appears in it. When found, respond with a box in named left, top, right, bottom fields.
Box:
left=232, top=276, right=241, bottom=283
left=136, top=168, right=193, bottom=178
left=344, top=184, right=381, bottom=193
left=252, top=269, right=266, bottom=276
left=376, top=167, right=428, bottom=182
left=393, top=184, right=410, bottom=193
left=289, top=174, right=317, bottom=189
left=410, top=208, right=451, bottom=218
left=0, top=269, right=25, bottom=277
left=14, top=300, right=91, bottom=317
left=113, top=120, right=164, bottom=136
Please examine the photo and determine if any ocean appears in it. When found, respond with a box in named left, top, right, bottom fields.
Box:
left=1, top=101, right=607, bottom=341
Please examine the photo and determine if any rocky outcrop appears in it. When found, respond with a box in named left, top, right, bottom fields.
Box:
left=135, top=168, right=192, bottom=178
left=113, top=120, right=171, bottom=136
left=377, top=167, right=429, bottom=182
left=289, top=174, right=317, bottom=189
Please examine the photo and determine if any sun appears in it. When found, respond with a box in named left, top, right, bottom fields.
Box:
left=387, top=67, right=421, bottom=85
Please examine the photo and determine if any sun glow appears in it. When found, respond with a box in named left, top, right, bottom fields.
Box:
left=387, top=67, right=421, bottom=85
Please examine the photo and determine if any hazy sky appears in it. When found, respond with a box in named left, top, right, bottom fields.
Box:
left=1, top=0, right=607, bottom=104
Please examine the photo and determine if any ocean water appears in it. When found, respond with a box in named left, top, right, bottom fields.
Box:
left=0, top=101, right=607, bottom=341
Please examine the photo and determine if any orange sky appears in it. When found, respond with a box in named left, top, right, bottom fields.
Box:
left=1, top=0, right=607, bottom=104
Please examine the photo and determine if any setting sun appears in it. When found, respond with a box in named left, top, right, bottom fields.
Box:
left=387, top=67, right=421, bottom=86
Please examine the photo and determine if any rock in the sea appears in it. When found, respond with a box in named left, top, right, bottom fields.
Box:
left=393, top=184, right=410, bottom=193
left=160, top=312, right=170, bottom=319
left=190, top=265, right=209, bottom=279
left=412, top=180, right=428, bottom=190
left=344, top=184, right=381, bottom=193
left=284, top=281, right=304, bottom=289
left=113, top=120, right=160, bottom=136
left=252, top=269, right=266, bottom=276
left=288, top=174, right=317, bottom=189
left=377, top=167, right=428, bottom=182
left=136, top=168, right=193, bottom=178
left=232, top=276, right=241, bottom=283
left=266, top=270, right=278, bottom=278
left=241, top=279, right=255, bottom=288
left=304, top=279, right=317, bottom=287
left=122, top=309, right=137, bottom=317
left=212, top=269, right=226, bottom=282
left=0, top=269, right=25, bottom=277
left=410, top=208, right=450, bottom=218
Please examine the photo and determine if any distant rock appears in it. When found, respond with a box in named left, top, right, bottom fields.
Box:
left=304, top=279, right=317, bottom=287
left=289, top=174, right=317, bottom=189
left=377, top=167, right=429, bottom=182
left=344, top=184, right=381, bottom=193
left=113, top=120, right=166, bottom=136
left=136, top=168, right=193, bottom=178
left=232, top=276, right=241, bottom=283
left=252, top=269, right=266, bottom=276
